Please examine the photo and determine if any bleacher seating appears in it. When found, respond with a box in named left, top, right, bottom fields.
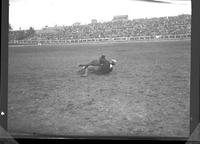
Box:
left=9, top=14, right=191, bottom=41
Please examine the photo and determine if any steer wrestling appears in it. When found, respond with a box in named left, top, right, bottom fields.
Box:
left=78, top=55, right=117, bottom=77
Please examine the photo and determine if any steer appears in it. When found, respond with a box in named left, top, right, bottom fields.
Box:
left=78, top=55, right=117, bottom=77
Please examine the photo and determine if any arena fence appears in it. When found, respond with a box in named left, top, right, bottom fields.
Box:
left=9, top=34, right=191, bottom=45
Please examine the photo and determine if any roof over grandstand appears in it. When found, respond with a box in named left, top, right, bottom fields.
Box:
left=36, top=27, right=59, bottom=34
left=9, top=0, right=191, bottom=30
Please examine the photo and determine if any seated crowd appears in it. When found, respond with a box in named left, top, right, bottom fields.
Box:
left=9, top=14, right=191, bottom=41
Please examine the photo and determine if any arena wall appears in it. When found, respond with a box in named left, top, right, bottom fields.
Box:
left=9, top=34, right=191, bottom=46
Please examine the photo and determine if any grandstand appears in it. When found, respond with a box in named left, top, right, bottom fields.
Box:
left=91, top=19, right=98, bottom=24
left=9, top=14, right=191, bottom=44
left=112, top=15, right=129, bottom=22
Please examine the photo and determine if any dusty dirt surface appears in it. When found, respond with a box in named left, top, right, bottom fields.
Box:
left=8, top=40, right=190, bottom=137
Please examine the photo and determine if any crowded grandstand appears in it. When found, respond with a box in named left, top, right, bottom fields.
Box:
left=9, top=14, right=191, bottom=44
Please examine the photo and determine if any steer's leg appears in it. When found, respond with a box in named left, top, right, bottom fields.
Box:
left=81, top=67, right=88, bottom=77
left=78, top=66, right=86, bottom=73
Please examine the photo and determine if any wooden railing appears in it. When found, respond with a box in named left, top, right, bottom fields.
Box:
left=9, top=34, right=191, bottom=45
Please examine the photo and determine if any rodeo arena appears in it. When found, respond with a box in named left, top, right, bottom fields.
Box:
left=8, top=14, right=191, bottom=137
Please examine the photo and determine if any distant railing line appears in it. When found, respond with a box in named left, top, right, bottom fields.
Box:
left=9, top=34, right=191, bottom=45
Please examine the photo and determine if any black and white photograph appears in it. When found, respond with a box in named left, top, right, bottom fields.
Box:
left=8, top=0, right=191, bottom=137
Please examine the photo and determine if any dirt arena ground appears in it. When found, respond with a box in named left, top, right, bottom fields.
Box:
left=8, top=40, right=190, bottom=137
